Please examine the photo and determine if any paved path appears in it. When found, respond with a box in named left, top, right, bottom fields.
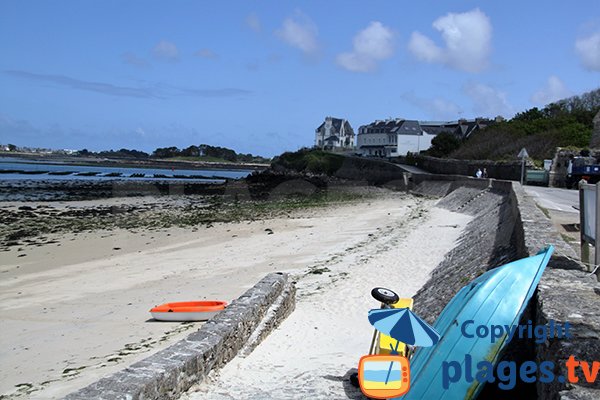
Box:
left=393, top=163, right=430, bottom=174
left=523, top=185, right=579, bottom=214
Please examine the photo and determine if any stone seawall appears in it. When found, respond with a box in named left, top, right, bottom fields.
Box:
left=409, top=177, right=600, bottom=399
left=65, top=272, right=295, bottom=400
left=399, top=154, right=524, bottom=181
left=333, top=156, right=406, bottom=185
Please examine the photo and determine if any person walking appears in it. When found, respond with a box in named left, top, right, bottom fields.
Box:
left=475, top=168, right=483, bottom=178
left=483, top=168, right=488, bottom=178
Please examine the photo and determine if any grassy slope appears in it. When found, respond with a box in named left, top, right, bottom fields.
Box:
left=450, top=89, right=599, bottom=162
left=451, top=113, right=595, bottom=162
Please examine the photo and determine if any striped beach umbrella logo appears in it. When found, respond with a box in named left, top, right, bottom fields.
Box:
left=368, top=308, right=440, bottom=347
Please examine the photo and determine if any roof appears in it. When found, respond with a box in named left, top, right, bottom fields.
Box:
left=316, top=117, right=354, bottom=133
left=420, top=118, right=492, bottom=139
left=419, top=120, right=459, bottom=126
left=397, top=120, right=422, bottom=135
left=421, top=126, right=454, bottom=136
left=359, top=119, right=423, bottom=136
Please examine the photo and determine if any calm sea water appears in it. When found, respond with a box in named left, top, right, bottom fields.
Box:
left=0, top=157, right=254, bottom=181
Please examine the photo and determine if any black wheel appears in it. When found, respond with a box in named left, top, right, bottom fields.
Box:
left=565, top=178, right=574, bottom=189
left=371, top=287, right=399, bottom=305
left=350, top=372, right=360, bottom=388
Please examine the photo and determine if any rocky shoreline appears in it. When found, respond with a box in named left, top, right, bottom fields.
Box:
left=0, top=167, right=385, bottom=257
left=0, top=179, right=228, bottom=202
left=0, top=152, right=268, bottom=171
left=0, top=172, right=382, bottom=252
left=0, top=170, right=335, bottom=202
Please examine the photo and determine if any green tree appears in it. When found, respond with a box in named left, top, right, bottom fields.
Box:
left=181, top=145, right=200, bottom=157
left=428, top=132, right=462, bottom=158
left=152, top=147, right=180, bottom=158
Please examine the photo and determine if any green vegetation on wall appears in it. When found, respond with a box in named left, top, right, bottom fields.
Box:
left=271, top=148, right=345, bottom=175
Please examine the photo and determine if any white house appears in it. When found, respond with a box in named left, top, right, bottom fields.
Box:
left=315, top=117, right=355, bottom=150
left=356, top=119, right=436, bottom=157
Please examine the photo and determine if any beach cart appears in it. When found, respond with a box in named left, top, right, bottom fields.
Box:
left=351, top=287, right=440, bottom=399
left=351, top=288, right=413, bottom=389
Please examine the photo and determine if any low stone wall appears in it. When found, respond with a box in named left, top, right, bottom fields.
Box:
left=333, top=156, right=406, bottom=185
left=65, top=272, right=295, bottom=400
left=409, top=176, right=600, bottom=399
left=402, top=154, right=524, bottom=181
left=513, top=185, right=600, bottom=398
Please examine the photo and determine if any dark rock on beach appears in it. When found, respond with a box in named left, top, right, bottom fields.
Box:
left=0, top=179, right=228, bottom=202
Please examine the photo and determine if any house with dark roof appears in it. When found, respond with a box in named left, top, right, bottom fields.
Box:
left=314, top=117, right=355, bottom=150
left=420, top=118, right=494, bottom=140
left=356, top=118, right=436, bottom=157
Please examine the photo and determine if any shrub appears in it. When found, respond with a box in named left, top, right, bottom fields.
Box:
left=272, top=148, right=345, bottom=175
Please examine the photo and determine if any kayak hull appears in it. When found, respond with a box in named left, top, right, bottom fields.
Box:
left=399, top=246, right=554, bottom=400
left=150, top=300, right=227, bottom=322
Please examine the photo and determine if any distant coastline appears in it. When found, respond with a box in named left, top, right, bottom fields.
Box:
left=0, top=152, right=269, bottom=172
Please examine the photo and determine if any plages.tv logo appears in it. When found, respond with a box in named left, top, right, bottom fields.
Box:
left=442, top=319, right=599, bottom=390
left=358, top=307, right=440, bottom=399
left=358, top=354, right=410, bottom=398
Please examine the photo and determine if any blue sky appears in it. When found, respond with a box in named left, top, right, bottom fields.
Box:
left=1, top=1, right=599, bottom=157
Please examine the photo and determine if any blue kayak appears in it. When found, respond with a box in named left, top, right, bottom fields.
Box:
left=398, top=246, right=554, bottom=399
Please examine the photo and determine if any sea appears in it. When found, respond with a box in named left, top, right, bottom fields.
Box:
left=0, top=157, right=254, bottom=182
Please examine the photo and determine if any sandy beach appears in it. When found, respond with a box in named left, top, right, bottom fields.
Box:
left=0, top=190, right=458, bottom=399
left=179, top=201, right=471, bottom=399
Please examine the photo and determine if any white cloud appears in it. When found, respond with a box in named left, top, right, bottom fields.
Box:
left=336, top=22, right=394, bottom=72
left=464, top=82, right=514, bottom=117
left=531, top=76, right=572, bottom=105
left=152, top=40, right=179, bottom=61
left=402, top=92, right=462, bottom=120
left=276, top=11, right=319, bottom=55
left=336, top=53, right=373, bottom=73
left=408, top=8, right=492, bottom=73
left=246, top=12, right=262, bottom=33
left=194, top=48, right=218, bottom=60
left=575, top=32, right=600, bottom=71
left=408, top=32, right=443, bottom=63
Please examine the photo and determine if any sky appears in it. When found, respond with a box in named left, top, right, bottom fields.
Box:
left=1, top=1, right=600, bottom=157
